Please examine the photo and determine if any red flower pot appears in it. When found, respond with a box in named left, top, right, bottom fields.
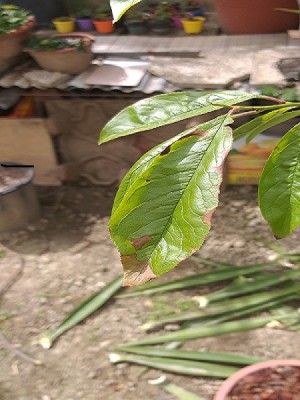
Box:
left=215, top=0, right=299, bottom=34
left=214, top=359, right=300, bottom=400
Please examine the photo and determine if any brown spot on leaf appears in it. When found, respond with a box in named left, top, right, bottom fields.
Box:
left=160, top=145, right=172, bottom=156
left=121, top=254, right=157, bottom=286
left=131, top=235, right=152, bottom=250
left=203, top=209, right=215, bottom=226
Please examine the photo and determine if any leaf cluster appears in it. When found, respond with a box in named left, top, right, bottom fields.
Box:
left=104, top=0, right=300, bottom=285
left=0, top=4, right=31, bottom=35
left=25, top=37, right=88, bottom=52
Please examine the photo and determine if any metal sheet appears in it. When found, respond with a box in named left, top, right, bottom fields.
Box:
left=84, top=58, right=149, bottom=87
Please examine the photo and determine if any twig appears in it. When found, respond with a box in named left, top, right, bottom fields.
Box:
left=0, top=243, right=25, bottom=297
left=0, top=331, right=42, bottom=365
left=0, top=244, right=42, bottom=365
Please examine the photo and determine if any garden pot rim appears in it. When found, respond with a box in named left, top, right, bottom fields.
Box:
left=52, top=17, right=75, bottom=23
left=0, top=16, right=36, bottom=41
left=214, top=359, right=300, bottom=400
left=181, top=16, right=206, bottom=22
left=0, top=162, right=34, bottom=195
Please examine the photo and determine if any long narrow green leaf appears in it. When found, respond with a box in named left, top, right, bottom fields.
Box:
left=186, top=292, right=300, bottom=329
left=109, top=353, right=238, bottom=378
left=233, top=108, right=300, bottom=142
left=122, top=313, right=298, bottom=346
left=149, top=376, right=206, bottom=400
left=99, top=91, right=256, bottom=144
left=39, top=276, right=123, bottom=349
left=120, top=262, right=276, bottom=297
left=110, top=116, right=233, bottom=285
left=201, top=268, right=300, bottom=304
left=245, top=109, right=300, bottom=144
left=259, top=122, right=300, bottom=238
left=271, top=306, right=300, bottom=328
left=115, top=345, right=266, bottom=365
left=200, top=284, right=300, bottom=314
left=140, top=312, right=208, bottom=331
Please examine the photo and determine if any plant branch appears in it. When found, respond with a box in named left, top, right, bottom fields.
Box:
left=0, top=331, right=42, bottom=365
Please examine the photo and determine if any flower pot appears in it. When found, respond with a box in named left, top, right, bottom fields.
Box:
left=215, top=0, right=299, bottom=34
left=0, top=163, right=40, bottom=233
left=76, top=17, right=94, bottom=32
left=24, top=33, right=94, bottom=75
left=52, top=18, right=75, bottom=33
left=214, top=359, right=300, bottom=400
left=125, top=20, right=149, bottom=35
left=181, top=17, right=206, bottom=34
left=0, top=16, right=36, bottom=74
left=150, top=19, right=172, bottom=34
left=93, top=19, right=114, bottom=34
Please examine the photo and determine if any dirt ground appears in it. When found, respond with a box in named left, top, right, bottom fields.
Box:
left=1, top=184, right=300, bottom=400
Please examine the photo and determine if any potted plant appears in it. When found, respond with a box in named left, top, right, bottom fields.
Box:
left=124, top=6, right=149, bottom=35
left=184, top=0, right=205, bottom=16
left=93, top=6, right=114, bottom=34
left=181, top=14, right=206, bottom=34
left=214, top=359, right=300, bottom=400
left=75, top=8, right=93, bottom=31
left=24, top=33, right=94, bottom=75
left=214, top=0, right=299, bottom=34
left=148, top=2, right=172, bottom=34
left=170, top=1, right=204, bottom=30
left=52, top=16, right=75, bottom=33
left=0, top=4, right=36, bottom=74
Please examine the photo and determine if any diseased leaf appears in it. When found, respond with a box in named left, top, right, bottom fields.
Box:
left=113, top=116, right=229, bottom=214
left=99, top=91, right=256, bottom=144
left=110, top=0, right=142, bottom=22
left=259, top=122, right=300, bottom=238
left=233, top=107, right=300, bottom=142
left=109, top=115, right=233, bottom=285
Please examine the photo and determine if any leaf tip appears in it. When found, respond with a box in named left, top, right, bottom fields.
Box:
left=122, top=254, right=157, bottom=286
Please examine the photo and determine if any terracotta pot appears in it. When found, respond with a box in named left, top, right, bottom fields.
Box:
left=214, top=359, right=300, bottom=400
left=24, top=33, right=94, bottom=75
left=93, top=19, right=114, bottom=34
left=0, top=16, right=36, bottom=74
left=215, top=0, right=299, bottom=34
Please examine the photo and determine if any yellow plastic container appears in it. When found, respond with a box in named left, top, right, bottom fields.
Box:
left=53, top=18, right=75, bottom=33
left=182, top=17, right=206, bottom=34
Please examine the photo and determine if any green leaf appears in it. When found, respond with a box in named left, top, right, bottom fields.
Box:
left=99, top=91, right=256, bottom=144
left=259, top=122, right=300, bottom=238
left=109, top=115, right=233, bottom=285
left=149, top=377, right=207, bottom=400
left=112, top=116, right=228, bottom=214
left=110, top=0, right=142, bottom=22
left=39, top=276, right=122, bottom=348
left=233, top=107, right=300, bottom=142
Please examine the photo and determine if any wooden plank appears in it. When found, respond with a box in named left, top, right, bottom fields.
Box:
left=0, top=118, right=60, bottom=186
